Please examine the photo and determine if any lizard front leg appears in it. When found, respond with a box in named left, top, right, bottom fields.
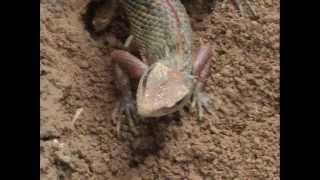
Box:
left=111, top=50, right=148, bottom=135
left=192, top=45, right=214, bottom=120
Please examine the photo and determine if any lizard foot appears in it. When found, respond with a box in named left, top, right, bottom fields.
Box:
left=191, top=85, right=214, bottom=121
left=222, top=0, right=257, bottom=18
left=112, top=97, right=140, bottom=136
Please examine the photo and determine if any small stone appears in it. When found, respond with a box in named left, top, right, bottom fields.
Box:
left=78, top=60, right=90, bottom=69
left=189, top=171, right=203, bottom=180
left=254, top=137, right=260, bottom=144
left=251, top=20, right=259, bottom=26
left=55, top=151, right=72, bottom=164
left=226, top=29, right=232, bottom=37
left=131, top=176, right=142, bottom=180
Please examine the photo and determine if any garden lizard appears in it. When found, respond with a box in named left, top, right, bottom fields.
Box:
left=111, top=0, right=214, bottom=133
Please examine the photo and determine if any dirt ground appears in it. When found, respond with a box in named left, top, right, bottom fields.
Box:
left=40, top=0, right=279, bottom=179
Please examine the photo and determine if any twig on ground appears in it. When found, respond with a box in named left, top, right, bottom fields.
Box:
left=72, top=108, right=84, bottom=127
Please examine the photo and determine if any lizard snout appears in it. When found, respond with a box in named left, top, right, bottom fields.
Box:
left=136, top=63, right=191, bottom=117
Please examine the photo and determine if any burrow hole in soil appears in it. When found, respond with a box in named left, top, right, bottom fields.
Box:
left=82, top=0, right=129, bottom=42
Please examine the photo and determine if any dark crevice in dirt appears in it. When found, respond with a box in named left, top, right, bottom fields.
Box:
left=82, top=0, right=129, bottom=43
left=40, top=127, right=61, bottom=141
left=82, top=0, right=107, bottom=37
left=40, top=136, right=60, bottom=141
left=128, top=134, right=163, bottom=167
left=127, top=116, right=180, bottom=167
left=182, top=0, right=217, bottom=16
left=54, top=159, right=74, bottom=180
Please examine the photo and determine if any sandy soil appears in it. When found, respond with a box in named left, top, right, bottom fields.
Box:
left=40, top=0, right=279, bottom=179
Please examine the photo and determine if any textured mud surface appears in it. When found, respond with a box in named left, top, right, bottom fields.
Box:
left=40, top=0, right=279, bottom=179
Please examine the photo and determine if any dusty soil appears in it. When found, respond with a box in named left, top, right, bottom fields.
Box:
left=40, top=0, right=279, bottom=179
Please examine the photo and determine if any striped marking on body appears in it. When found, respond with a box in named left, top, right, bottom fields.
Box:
left=163, top=0, right=181, bottom=28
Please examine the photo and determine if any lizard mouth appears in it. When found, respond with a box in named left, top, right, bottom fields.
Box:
left=146, top=92, right=191, bottom=117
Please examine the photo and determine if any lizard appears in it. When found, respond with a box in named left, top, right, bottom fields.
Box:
left=110, top=0, right=214, bottom=135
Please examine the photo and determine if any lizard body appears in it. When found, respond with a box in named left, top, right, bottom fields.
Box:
left=121, top=0, right=195, bottom=117
left=111, top=0, right=213, bottom=125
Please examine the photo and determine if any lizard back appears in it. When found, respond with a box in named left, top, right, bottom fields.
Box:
left=121, top=0, right=193, bottom=73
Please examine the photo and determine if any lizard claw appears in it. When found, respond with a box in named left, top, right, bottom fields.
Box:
left=112, top=97, right=140, bottom=136
left=191, top=85, right=214, bottom=121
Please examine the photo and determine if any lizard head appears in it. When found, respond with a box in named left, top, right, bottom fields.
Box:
left=136, top=62, right=193, bottom=118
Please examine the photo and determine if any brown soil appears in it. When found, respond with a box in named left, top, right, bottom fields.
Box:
left=40, top=0, right=279, bottom=179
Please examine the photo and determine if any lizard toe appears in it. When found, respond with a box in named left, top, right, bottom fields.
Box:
left=112, top=97, right=140, bottom=136
left=192, top=91, right=214, bottom=121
